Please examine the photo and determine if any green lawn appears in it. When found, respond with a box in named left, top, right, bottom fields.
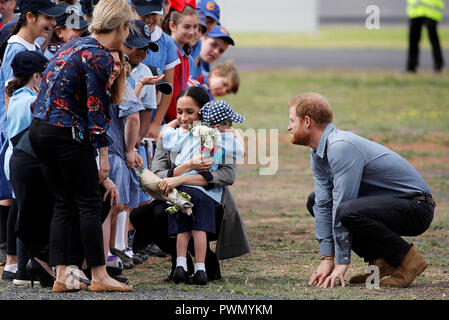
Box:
left=232, top=26, right=449, bottom=49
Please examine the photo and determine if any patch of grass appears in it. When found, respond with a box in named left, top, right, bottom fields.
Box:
left=233, top=26, right=449, bottom=49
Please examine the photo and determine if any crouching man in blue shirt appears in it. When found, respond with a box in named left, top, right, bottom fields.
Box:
left=288, top=92, right=434, bottom=289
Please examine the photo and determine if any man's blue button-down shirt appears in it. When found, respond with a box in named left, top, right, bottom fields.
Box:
left=311, top=123, right=432, bottom=264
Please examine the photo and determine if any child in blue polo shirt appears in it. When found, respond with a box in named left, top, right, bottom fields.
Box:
left=190, top=24, right=234, bottom=84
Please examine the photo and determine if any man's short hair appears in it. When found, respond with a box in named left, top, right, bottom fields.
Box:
left=289, top=92, right=333, bottom=125
left=211, top=60, right=240, bottom=94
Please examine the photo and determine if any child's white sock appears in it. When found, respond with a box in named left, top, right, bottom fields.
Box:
left=194, top=263, right=205, bottom=273
left=4, top=263, right=18, bottom=273
left=115, top=211, right=127, bottom=251
left=176, top=257, right=188, bottom=272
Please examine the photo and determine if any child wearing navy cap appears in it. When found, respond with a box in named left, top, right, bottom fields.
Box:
left=196, top=0, right=219, bottom=34
left=131, top=0, right=182, bottom=141
left=41, top=4, right=89, bottom=60
left=190, top=24, right=234, bottom=84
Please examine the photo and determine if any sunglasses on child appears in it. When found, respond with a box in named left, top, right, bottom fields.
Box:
left=218, top=120, right=232, bottom=126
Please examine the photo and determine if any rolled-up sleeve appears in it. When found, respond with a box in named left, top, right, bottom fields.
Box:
left=328, top=141, right=365, bottom=264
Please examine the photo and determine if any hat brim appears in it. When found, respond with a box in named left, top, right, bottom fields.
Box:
left=155, top=81, right=173, bottom=95
left=204, top=12, right=220, bottom=24
left=134, top=5, right=163, bottom=17
left=125, top=39, right=159, bottom=52
left=228, top=112, right=245, bottom=123
left=209, top=35, right=234, bottom=46
left=38, top=5, right=67, bottom=17
left=62, top=19, right=89, bottom=29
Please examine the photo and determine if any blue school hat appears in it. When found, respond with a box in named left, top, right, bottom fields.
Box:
left=147, top=65, right=173, bottom=95
left=199, top=100, right=245, bottom=125
left=56, top=4, right=89, bottom=29
left=207, top=25, right=234, bottom=46
left=132, top=0, right=163, bottom=17
left=15, top=0, right=66, bottom=17
left=197, top=8, right=207, bottom=34
left=125, top=20, right=159, bottom=52
left=11, top=51, right=49, bottom=78
left=197, top=0, right=220, bottom=24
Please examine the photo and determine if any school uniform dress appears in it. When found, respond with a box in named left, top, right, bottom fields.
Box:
left=107, top=81, right=144, bottom=209
left=165, top=41, right=190, bottom=122
left=161, top=127, right=244, bottom=235
left=126, top=63, right=158, bottom=203
left=29, top=37, right=114, bottom=267
left=142, top=26, right=180, bottom=75
left=0, top=35, right=41, bottom=200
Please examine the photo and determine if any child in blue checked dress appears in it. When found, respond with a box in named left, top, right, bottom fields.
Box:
left=159, top=97, right=244, bottom=285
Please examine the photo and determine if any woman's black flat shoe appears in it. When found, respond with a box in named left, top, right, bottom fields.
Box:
left=26, top=259, right=55, bottom=288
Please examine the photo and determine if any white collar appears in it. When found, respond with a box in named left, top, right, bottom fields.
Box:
left=151, top=26, right=163, bottom=42
left=8, top=35, right=37, bottom=51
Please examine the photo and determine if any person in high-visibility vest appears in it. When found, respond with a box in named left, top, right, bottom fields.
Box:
left=406, top=0, right=445, bottom=73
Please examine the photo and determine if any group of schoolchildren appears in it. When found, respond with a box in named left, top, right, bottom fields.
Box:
left=0, top=0, right=246, bottom=291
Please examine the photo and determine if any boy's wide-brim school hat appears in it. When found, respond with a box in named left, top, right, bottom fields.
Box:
left=15, top=0, right=67, bottom=17
left=199, top=100, right=245, bottom=125
left=125, top=20, right=159, bottom=52
left=197, top=0, right=220, bottom=24
left=147, top=65, right=173, bottom=95
left=132, top=0, right=164, bottom=17
left=11, top=51, right=49, bottom=78
left=56, top=4, right=89, bottom=29
left=207, top=25, right=234, bottom=45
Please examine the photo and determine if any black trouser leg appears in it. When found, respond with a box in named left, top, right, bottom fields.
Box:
left=29, top=120, right=105, bottom=267
left=407, top=18, right=423, bottom=72
left=424, top=17, right=444, bottom=71
left=6, top=199, right=17, bottom=256
left=306, top=192, right=315, bottom=218
left=0, top=204, right=9, bottom=246
left=337, top=196, right=433, bottom=267
left=9, top=150, right=53, bottom=262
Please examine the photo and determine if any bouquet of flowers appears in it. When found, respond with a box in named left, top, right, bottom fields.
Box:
left=135, top=167, right=193, bottom=215
left=189, top=122, right=221, bottom=158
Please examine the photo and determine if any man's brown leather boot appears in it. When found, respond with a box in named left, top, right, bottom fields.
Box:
left=380, top=245, right=427, bottom=288
left=349, top=257, right=395, bottom=284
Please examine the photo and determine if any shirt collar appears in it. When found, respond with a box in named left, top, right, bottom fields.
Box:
left=151, top=26, right=163, bottom=42
left=173, top=40, right=187, bottom=57
left=315, top=122, right=335, bottom=159
left=8, top=35, right=37, bottom=51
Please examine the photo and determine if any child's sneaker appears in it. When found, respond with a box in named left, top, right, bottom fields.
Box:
left=107, top=255, right=123, bottom=270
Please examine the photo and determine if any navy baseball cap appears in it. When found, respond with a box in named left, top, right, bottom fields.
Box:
left=132, top=0, right=163, bottom=17
left=207, top=25, right=234, bottom=46
left=147, top=65, right=173, bottom=95
left=56, top=4, right=89, bottom=29
left=125, top=20, right=159, bottom=52
left=15, top=0, right=66, bottom=17
left=199, top=100, right=245, bottom=125
left=197, top=0, right=220, bottom=23
left=11, top=51, right=49, bottom=78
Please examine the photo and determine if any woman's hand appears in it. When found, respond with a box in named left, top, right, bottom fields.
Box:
left=139, top=74, right=165, bottom=86
left=101, top=177, right=119, bottom=206
left=187, top=153, right=214, bottom=171
left=158, top=176, right=185, bottom=197
left=98, top=147, right=110, bottom=184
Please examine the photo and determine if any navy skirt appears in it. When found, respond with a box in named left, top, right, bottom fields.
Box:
left=168, top=186, right=219, bottom=235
